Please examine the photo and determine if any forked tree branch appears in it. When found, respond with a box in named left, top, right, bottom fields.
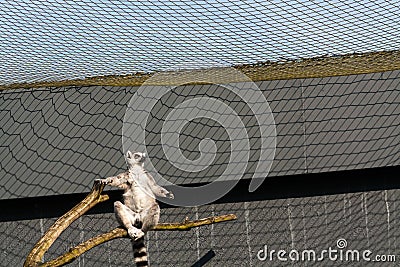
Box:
left=24, top=180, right=237, bottom=267
left=24, top=181, right=109, bottom=267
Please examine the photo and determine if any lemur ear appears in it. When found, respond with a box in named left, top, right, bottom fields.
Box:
left=126, top=151, right=132, bottom=159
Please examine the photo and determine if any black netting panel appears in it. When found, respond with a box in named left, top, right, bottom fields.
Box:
left=0, top=1, right=399, bottom=85
left=1, top=71, right=399, bottom=199
left=1, top=1, right=399, bottom=266
left=1, top=190, right=399, bottom=266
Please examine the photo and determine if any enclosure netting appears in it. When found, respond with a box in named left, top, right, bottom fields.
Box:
left=1, top=1, right=400, bottom=266
left=0, top=0, right=400, bottom=88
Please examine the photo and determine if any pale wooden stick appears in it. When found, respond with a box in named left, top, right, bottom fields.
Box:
left=41, top=214, right=236, bottom=267
left=24, top=180, right=237, bottom=267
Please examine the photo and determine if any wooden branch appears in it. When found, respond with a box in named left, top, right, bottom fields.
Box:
left=24, top=181, right=109, bottom=267
left=153, top=214, right=237, bottom=231
left=24, top=180, right=237, bottom=267
left=40, top=214, right=237, bottom=267
left=38, top=228, right=127, bottom=267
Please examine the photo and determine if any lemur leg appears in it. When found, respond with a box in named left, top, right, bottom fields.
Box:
left=114, top=201, right=144, bottom=240
left=140, top=202, right=160, bottom=232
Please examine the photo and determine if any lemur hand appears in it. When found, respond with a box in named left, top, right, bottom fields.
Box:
left=95, top=178, right=111, bottom=185
left=167, top=191, right=174, bottom=199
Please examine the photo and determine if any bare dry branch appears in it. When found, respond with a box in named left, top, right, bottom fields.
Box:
left=24, top=181, right=109, bottom=267
left=24, top=180, right=237, bottom=267
left=40, top=214, right=237, bottom=266
left=153, top=214, right=237, bottom=231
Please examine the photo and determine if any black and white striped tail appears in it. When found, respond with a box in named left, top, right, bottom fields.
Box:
left=132, top=237, right=149, bottom=267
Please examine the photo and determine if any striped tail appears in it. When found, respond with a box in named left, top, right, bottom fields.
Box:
left=132, top=237, right=149, bottom=267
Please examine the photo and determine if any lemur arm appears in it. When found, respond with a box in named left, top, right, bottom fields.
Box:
left=145, top=172, right=174, bottom=199
left=95, top=172, right=131, bottom=190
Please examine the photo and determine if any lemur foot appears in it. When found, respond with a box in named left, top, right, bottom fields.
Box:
left=128, top=228, right=145, bottom=241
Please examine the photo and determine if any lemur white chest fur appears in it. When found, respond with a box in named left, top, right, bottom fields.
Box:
left=122, top=165, right=157, bottom=213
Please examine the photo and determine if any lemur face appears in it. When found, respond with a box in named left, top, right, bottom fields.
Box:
left=126, top=150, right=146, bottom=167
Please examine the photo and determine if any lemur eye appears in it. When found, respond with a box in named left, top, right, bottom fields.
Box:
left=134, top=154, right=141, bottom=159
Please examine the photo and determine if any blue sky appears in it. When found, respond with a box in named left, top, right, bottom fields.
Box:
left=0, top=0, right=399, bottom=84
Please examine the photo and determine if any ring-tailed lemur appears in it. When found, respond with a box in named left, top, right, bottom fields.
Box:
left=96, top=151, right=173, bottom=267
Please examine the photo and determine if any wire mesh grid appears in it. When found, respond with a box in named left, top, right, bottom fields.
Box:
left=0, top=1, right=399, bottom=266
left=0, top=70, right=399, bottom=266
left=1, top=71, right=398, bottom=200
left=0, top=0, right=399, bottom=87
left=1, top=190, right=399, bottom=266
